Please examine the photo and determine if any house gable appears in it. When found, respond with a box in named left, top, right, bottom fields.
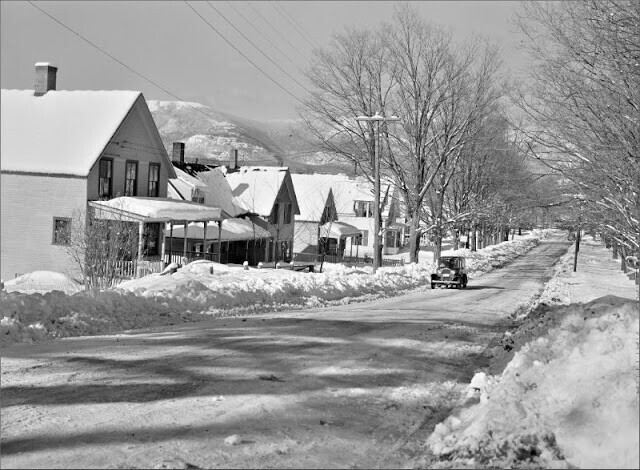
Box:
left=86, top=94, right=174, bottom=200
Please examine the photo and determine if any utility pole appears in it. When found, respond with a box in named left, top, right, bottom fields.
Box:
left=356, top=113, right=401, bottom=273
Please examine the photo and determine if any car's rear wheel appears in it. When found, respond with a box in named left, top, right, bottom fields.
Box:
left=431, top=282, right=435, bottom=289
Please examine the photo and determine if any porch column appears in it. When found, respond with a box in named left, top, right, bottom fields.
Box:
left=160, top=222, right=167, bottom=269
left=217, top=220, right=222, bottom=263
left=202, top=221, right=208, bottom=260
left=136, top=221, right=145, bottom=278
left=183, top=220, right=188, bottom=259
left=169, top=223, right=174, bottom=264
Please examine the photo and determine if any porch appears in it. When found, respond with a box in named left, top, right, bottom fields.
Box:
left=89, top=197, right=229, bottom=278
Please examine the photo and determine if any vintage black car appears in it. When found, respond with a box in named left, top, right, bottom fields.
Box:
left=431, top=256, right=468, bottom=289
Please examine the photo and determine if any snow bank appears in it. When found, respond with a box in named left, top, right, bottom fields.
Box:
left=427, top=296, right=640, bottom=469
left=0, top=234, right=541, bottom=346
left=3, top=271, right=82, bottom=295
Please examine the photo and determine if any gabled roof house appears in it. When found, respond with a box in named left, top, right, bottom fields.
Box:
left=166, top=145, right=272, bottom=265
left=1, top=63, right=223, bottom=280
left=225, top=165, right=300, bottom=262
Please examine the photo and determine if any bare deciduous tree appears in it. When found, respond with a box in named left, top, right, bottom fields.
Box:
left=513, top=0, right=640, bottom=254
left=299, top=3, right=508, bottom=263
left=66, top=207, right=139, bottom=289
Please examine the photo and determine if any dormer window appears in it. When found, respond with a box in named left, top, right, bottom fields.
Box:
left=354, top=201, right=373, bottom=217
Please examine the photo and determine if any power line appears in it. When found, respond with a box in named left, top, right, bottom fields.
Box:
left=224, top=1, right=306, bottom=76
left=28, top=1, right=183, bottom=101
left=245, top=2, right=308, bottom=62
left=205, top=2, right=312, bottom=95
left=26, top=1, right=324, bottom=164
left=273, top=2, right=321, bottom=50
left=184, top=1, right=305, bottom=106
left=27, top=1, right=294, bottom=159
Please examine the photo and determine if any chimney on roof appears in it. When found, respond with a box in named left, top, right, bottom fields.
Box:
left=229, top=148, right=238, bottom=170
left=172, top=142, right=185, bottom=165
left=34, top=62, right=57, bottom=96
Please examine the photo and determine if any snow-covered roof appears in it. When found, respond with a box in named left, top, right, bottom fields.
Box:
left=89, top=197, right=227, bottom=223
left=1, top=89, right=142, bottom=175
left=172, top=167, right=208, bottom=189
left=291, top=174, right=335, bottom=221
left=167, top=218, right=270, bottom=241
left=290, top=173, right=374, bottom=216
left=319, top=221, right=362, bottom=239
left=197, top=168, right=246, bottom=217
left=225, top=166, right=292, bottom=217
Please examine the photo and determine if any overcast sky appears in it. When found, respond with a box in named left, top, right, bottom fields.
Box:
left=1, top=1, right=528, bottom=121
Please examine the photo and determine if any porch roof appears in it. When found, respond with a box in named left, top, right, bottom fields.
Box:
left=319, top=221, right=362, bottom=239
left=89, top=197, right=228, bottom=223
left=166, top=218, right=271, bottom=241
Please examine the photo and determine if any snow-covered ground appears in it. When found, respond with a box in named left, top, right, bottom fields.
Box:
left=426, top=236, right=639, bottom=469
left=0, top=231, right=545, bottom=346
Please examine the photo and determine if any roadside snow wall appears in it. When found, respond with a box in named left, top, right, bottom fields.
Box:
left=427, top=295, right=640, bottom=469
left=1, top=235, right=541, bottom=346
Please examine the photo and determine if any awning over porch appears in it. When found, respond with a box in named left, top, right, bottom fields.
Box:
left=167, top=218, right=271, bottom=241
left=319, top=221, right=362, bottom=239
left=89, top=197, right=228, bottom=223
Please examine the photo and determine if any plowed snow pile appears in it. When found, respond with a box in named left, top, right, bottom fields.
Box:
left=427, top=295, right=640, bottom=469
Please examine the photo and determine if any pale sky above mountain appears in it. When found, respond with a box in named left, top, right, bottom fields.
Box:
left=1, top=1, right=528, bottom=121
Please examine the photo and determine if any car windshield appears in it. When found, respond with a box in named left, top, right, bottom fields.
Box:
left=439, top=258, right=461, bottom=269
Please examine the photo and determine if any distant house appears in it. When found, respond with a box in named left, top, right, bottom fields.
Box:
left=291, top=173, right=405, bottom=260
left=1, top=63, right=224, bottom=280
left=290, top=174, right=361, bottom=258
left=166, top=145, right=271, bottom=264
left=225, top=165, right=300, bottom=262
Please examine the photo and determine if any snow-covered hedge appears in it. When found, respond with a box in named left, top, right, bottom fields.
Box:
left=1, top=234, right=542, bottom=346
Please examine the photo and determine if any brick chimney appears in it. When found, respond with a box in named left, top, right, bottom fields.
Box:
left=34, top=62, right=57, bottom=96
left=172, top=142, right=185, bottom=165
left=229, top=148, right=238, bottom=170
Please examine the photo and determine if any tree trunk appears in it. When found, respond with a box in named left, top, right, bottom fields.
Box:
left=408, top=212, right=421, bottom=263
left=453, top=229, right=459, bottom=250
left=471, top=224, right=477, bottom=251
left=434, top=233, right=442, bottom=263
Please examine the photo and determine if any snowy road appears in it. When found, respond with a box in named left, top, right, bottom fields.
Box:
left=1, top=240, right=571, bottom=469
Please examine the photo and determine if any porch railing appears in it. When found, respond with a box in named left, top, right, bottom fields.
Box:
left=163, top=250, right=221, bottom=265
left=109, top=259, right=165, bottom=279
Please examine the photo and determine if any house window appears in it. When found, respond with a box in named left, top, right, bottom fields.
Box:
left=98, top=158, right=113, bottom=199
left=385, top=230, right=400, bottom=248
left=353, top=230, right=368, bottom=246
left=191, top=190, right=205, bottom=204
left=52, top=217, right=71, bottom=245
left=354, top=201, right=373, bottom=217
left=124, top=161, right=138, bottom=196
left=283, top=204, right=292, bottom=224
left=148, top=163, right=160, bottom=197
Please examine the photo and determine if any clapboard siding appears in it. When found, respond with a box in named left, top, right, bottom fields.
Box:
left=1, top=173, right=87, bottom=280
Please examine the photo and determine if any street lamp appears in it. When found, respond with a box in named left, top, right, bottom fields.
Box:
left=355, top=113, right=401, bottom=272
